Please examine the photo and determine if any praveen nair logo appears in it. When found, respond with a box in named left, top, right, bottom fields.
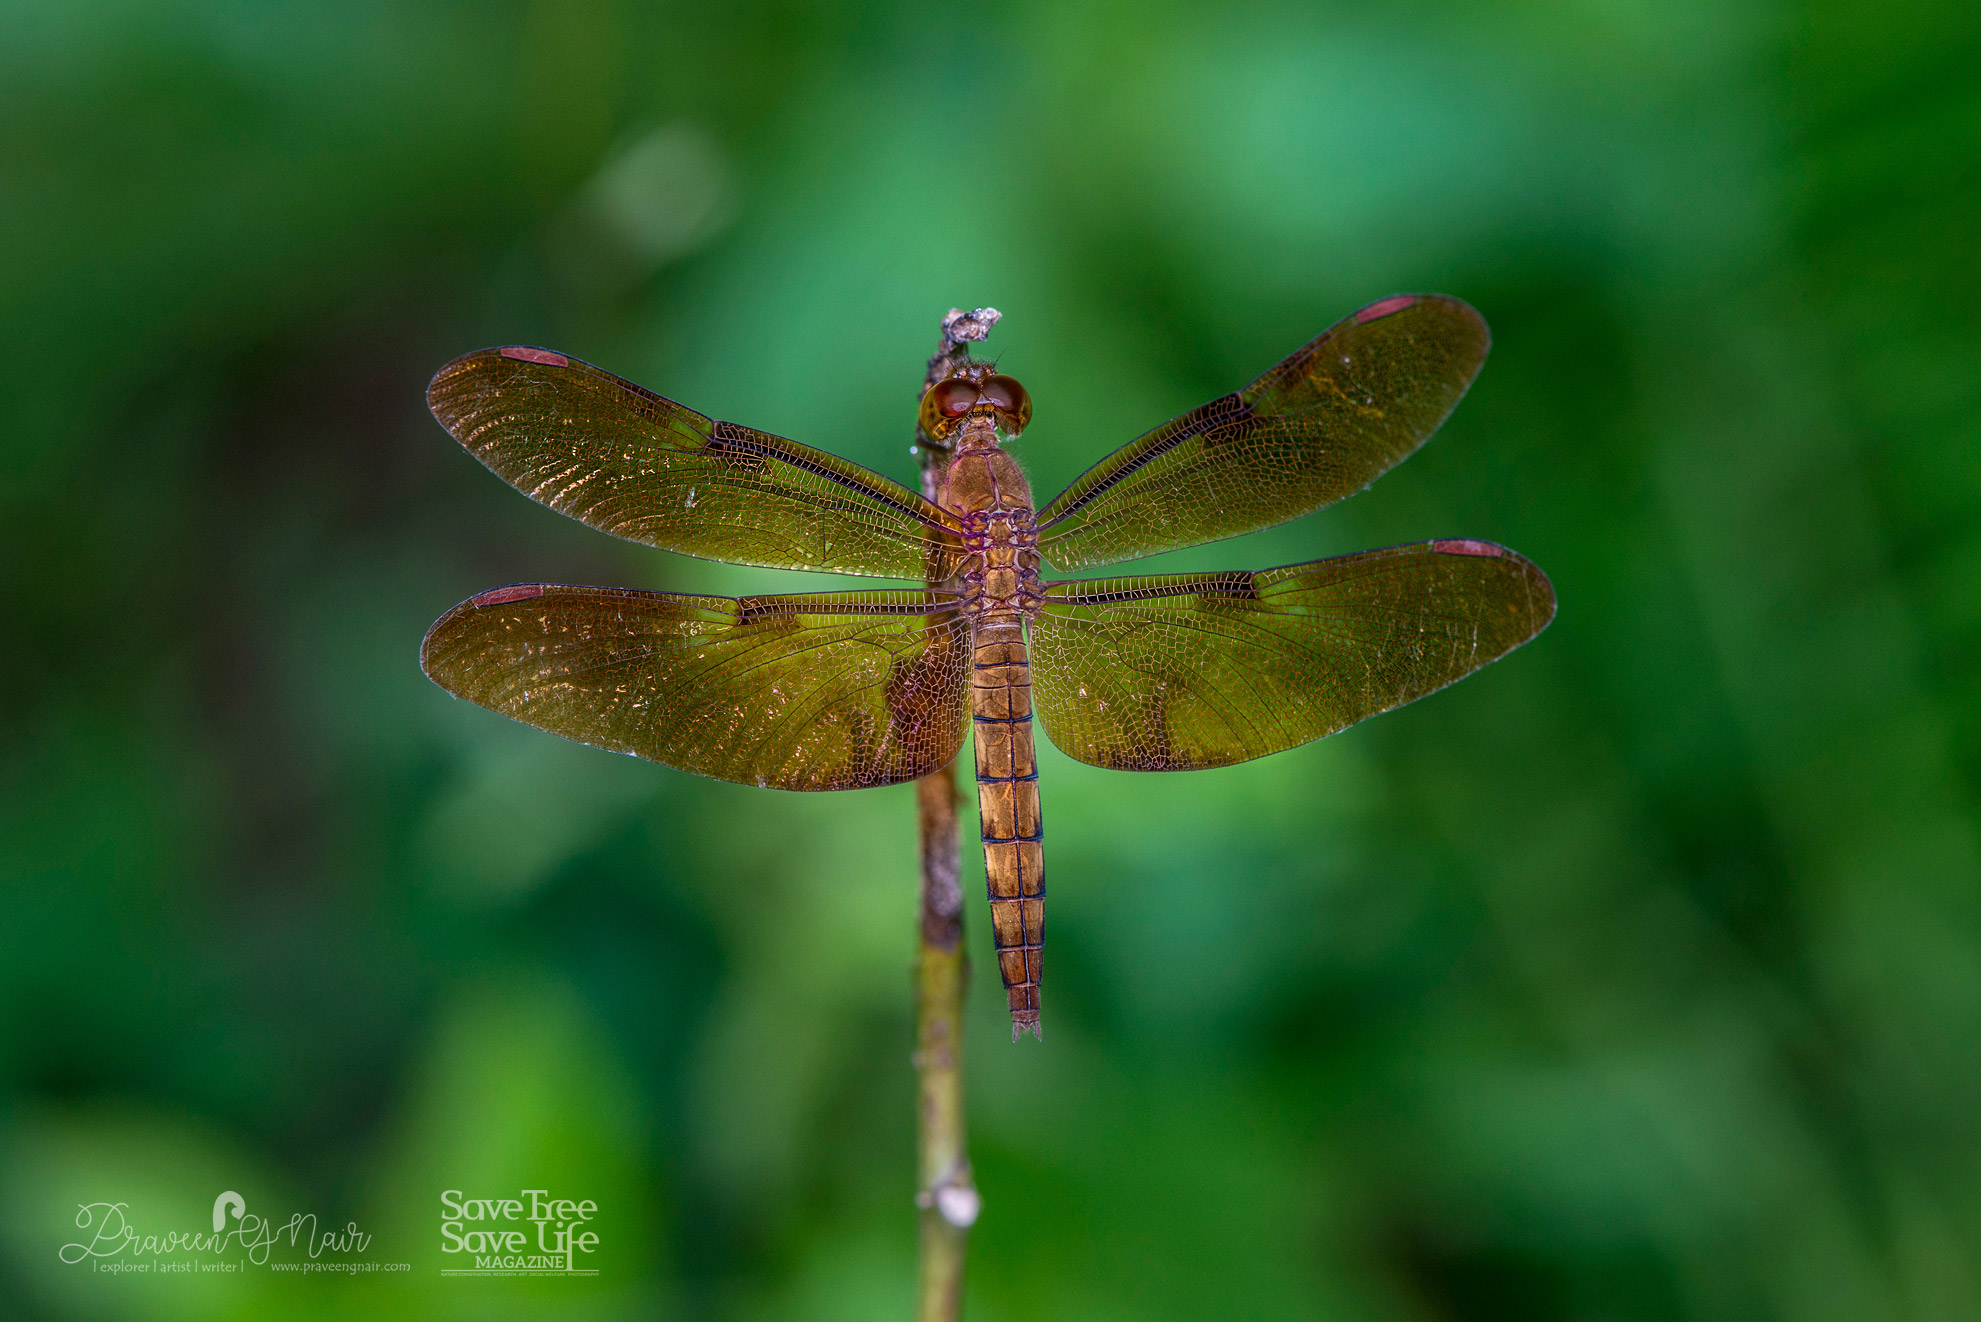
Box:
left=59, top=1190, right=404, bottom=1274
left=439, top=1189, right=598, bottom=1277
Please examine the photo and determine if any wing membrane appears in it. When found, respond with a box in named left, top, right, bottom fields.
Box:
left=1036, top=295, right=1491, bottom=569
left=1029, top=540, right=1554, bottom=771
left=422, top=584, right=972, bottom=790
left=430, top=348, right=962, bottom=580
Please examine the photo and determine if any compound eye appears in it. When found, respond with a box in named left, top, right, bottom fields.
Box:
left=979, top=375, right=1023, bottom=411
left=980, top=374, right=1031, bottom=432
left=931, top=379, right=979, bottom=418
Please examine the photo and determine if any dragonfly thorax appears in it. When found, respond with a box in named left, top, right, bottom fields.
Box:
left=940, top=441, right=1044, bottom=617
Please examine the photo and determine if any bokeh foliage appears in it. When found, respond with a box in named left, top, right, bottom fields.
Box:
left=3, top=0, right=1979, bottom=1318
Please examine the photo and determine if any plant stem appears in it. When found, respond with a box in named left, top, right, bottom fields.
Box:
left=914, top=764, right=973, bottom=1321
left=911, top=307, right=999, bottom=1322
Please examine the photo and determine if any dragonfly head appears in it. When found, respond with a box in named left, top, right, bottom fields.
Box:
left=920, top=366, right=1031, bottom=444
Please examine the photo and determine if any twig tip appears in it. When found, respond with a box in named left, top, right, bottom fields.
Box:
left=941, top=307, right=1002, bottom=344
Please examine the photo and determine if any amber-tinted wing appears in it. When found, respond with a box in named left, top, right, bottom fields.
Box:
left=430, top=348, right=962, bottom=580
left=1029, top=540, right=1554, bottom=771
left=1036, top=295, right=1491, bottom=570
left=422, top=584, right=972, bottom=790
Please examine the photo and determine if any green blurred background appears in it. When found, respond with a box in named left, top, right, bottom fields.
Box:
left=4, top=0, right=1979, bottom=1317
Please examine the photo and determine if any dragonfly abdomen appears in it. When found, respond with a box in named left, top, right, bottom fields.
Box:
left=970, top=614, right=1044, bottom=1040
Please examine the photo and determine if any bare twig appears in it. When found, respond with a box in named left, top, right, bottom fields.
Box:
left=929, top=307, right=1001, bottom=379
left=913, top=769, right=973, bottom=1320
left=910, top=309, right=991, bottom=1321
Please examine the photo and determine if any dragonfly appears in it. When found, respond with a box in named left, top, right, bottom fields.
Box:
left=419, top=293, right=1555, bottom=1039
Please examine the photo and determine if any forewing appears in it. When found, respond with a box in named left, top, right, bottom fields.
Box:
left=1030, top=540, right=1554, bottom=770
left=430, top=347, right=962, bottom=580
left=422, top=584, right=972, bottom=790
left=1036, top=295, right=1491, bottom=569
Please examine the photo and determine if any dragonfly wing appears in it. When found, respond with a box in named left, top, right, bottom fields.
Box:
left=422, top=584, right=972, bottom=790
left=1036, top=295, right=1490, bottom=570
left=430, top=348, right=962, bottom=580
left=1029, top=540, right=1554, bottom=771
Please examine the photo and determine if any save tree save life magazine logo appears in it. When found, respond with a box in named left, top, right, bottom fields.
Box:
left=61, top=1190, right=406, bottom=1275
left=440, top=1189, right=599, bottom=1275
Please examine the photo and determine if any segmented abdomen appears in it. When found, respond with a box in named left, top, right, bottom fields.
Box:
left=970, top=615, right=1044, bottom=1039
